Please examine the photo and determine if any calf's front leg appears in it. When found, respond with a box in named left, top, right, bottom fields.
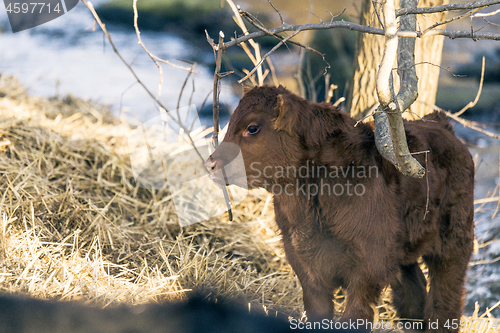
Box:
left=341, top=278, right=383, bottom=330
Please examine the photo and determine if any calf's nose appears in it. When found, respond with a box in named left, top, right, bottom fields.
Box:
left=205, top=155, right=217, bottom=172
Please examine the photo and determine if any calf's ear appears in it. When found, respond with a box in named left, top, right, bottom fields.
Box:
left=274, top=93, right=333, bottom=147
left=274, top=94, right=300, bottom=135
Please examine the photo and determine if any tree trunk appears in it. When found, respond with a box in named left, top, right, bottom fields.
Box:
left=348, top=0, right=448, bottom=121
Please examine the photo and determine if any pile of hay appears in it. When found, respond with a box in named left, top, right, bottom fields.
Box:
left=0, top=75, right=497, bottom=332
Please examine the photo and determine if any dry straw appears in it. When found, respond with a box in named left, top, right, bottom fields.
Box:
left=0, top=75, right=497, bottom=332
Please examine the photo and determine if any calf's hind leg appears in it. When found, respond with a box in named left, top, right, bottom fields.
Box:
left=422, top=198, right=474, bottom=332
left=422, top=253, right=471, bottom=333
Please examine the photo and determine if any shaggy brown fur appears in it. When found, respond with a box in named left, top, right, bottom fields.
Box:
left=207, top=86, right=475, bottom=332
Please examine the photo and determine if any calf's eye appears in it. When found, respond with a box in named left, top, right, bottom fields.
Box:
left=244, top=124, right=260, bottom=136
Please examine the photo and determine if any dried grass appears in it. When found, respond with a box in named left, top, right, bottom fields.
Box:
left=0, top=75, right=498, bottom=332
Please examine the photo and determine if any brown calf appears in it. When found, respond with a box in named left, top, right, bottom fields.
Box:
left=207, top=85, right=474, bottom=332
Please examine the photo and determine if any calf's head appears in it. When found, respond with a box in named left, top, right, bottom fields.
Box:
left=206, top=85, right=343, bottom=190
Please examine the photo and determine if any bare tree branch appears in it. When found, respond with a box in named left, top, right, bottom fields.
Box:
left=224, top=21, right=384, bottom=48
left=472, top=7, right=500, bottom=17
left=208, top=31, right=234, bottom=221
left=412, top=29, right=500, bottom=39
left=472, top=7, right=500, bottom=26
left=374, top=0, right=425, bottom=179
left=396, top=0, right=500, bottom=16
left=223, top=21, right=500, bottom=50
left=396, top=0, right=418, bottom=113
left=376, top=2, right=398, bottom=106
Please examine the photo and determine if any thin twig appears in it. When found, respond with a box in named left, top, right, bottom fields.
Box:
left=119, top=82, right=138, bottom=116
left=187, top=67, right=196, bottom=109
left=371, top=0, right=385, bottom=29
left=133, top=0, right=163, bottom=97
left=209, top=31, right=233, bottom=221
left=324, top=74, right=331, bottom=102
left=493, top=147, right=500, bottom=218
left=354, top=103, right=379, bottom=127
left=226, top=0, right=263, bottom=85
left=420, top=7, right=486, bottom=37
left=472, top=7, right=500, bottom=17
left=414, top=61, right=466, bottom=78
left=332, top=97, right=345, bottom=108
left=400, top=150, right=431, bottom=156
left=449, top=114, right=500, bottom=140
left=475, top=186, right=498, bottom=213
left=239, top=9, right=291, bottom=54
left=475, top=196, right=500, bottom=204
left=396, top=0, right=500, bottom=16
left=326, top=8, right=346, bottom=22
left=454, top=56, right=485, bottom=117
left=267, top=0, right=284, bottom=25
left=83, top=1, right=162, bottom=108
left=424, top=152, right=430, bottom=220
left=132, top=0, right=196, bottom=75
left=483, top=17, right=500, bottom=27
left=211, top=32, right=224, bottom=148
left=190, top=90, right=212, bottom=132
left=176, top=63, right=196, bottom=120
left=240, top=9, right=326, bottom=60
left=238, top=30, right=301, bottom=84
left=420, top=101, right=500, bottom=140
left=477, top=238, right=500, bottom=249
left=266, top=58, right=280, bottom=86
left=469, top=255, right=500, bottom=266
left=307, top=9, right=323, bottom=23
